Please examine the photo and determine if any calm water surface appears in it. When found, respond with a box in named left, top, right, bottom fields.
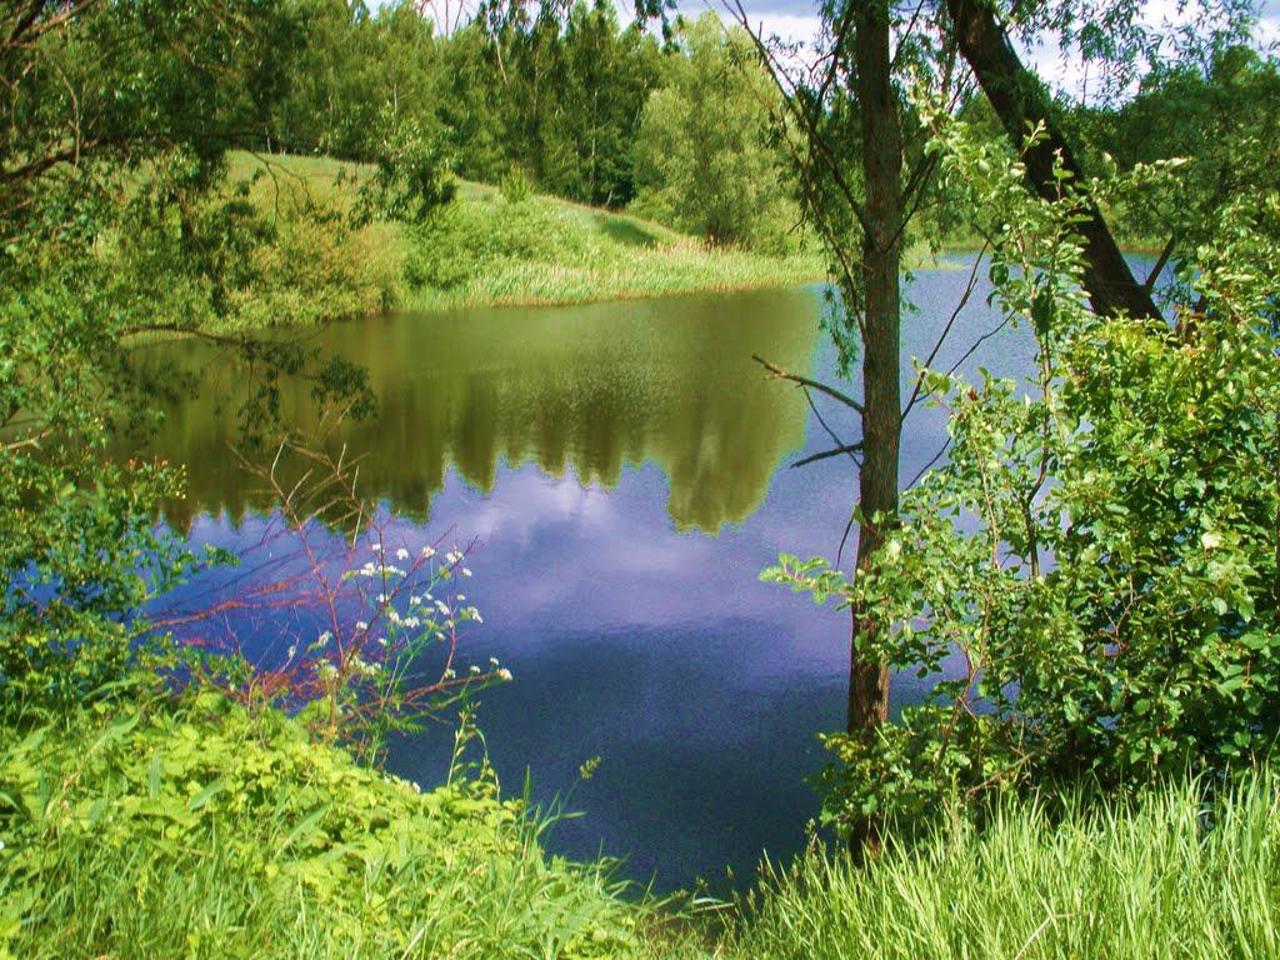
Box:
left=126, top=264, right=1043, bottom=891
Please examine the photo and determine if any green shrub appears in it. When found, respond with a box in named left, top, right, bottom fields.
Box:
left=767, top=112, right=1280, bottom=832
left=500, top=164, right=536, bottom=205
left=0, top=686, right=661, bottom=960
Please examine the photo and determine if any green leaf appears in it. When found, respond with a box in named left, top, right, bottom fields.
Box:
left=187, top=778, right=227, bottom=812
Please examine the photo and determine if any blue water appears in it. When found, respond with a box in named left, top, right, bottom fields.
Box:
left=137, top=259, right=1060, bottom=891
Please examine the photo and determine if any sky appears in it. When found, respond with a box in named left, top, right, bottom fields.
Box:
left=711, top=0, right=1280, bottom=99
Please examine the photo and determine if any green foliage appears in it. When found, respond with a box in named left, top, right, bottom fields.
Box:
left=0, top=686, right=664, bottom=959
left=271, top=0, right=661, bottom=208
left=631, top=13, right=801, bottom=253
left=1079, top=43, right=1280, bottom=263
left=766, top=109, right=1280, bottom=832
left=0, top=5, right=379, bottom=721
left=98, top=152, right=402, bottom=334
left=358, top=112, right=458, bottom=227
left=501, top=163, right=537, bottom=204
left=718, top=771, right=1280, bottom=960
left=397, top=181, right=820, bottom=308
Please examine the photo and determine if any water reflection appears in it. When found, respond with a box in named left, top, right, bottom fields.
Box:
left=132, top=266, right=1054, bottom=892
left=123, top=290, right=820, bottom=533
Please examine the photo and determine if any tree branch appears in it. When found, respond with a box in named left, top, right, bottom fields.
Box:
left=751, top=353, right=865, bottom=414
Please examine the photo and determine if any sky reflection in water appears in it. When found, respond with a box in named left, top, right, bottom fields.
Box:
left=132, top=264, right=1040, bottom=891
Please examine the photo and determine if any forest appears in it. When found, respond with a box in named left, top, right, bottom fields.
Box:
left=2, top=0, right=1280, bottom=956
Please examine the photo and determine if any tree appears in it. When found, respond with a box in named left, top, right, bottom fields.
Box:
left=741, top=0, right=1269, bottom=854
left=632, top=12, right=797, bottom=249
left=731, top=0, right=961, bottom=854
left=0, top=0, right=380, bottom=714
left=943, top=0, right=1161, bottom=320
left=1088, top=44, right=1280, bottom=288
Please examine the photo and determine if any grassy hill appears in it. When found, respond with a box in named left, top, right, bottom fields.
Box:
left=225, top=152, right=823, bottom=318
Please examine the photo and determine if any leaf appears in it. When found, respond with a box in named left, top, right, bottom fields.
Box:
left=281, top=804, right=331, bottom=852
left=148, top=751, right=163, bottom=800
left=187, top=778, right=227, bottom=812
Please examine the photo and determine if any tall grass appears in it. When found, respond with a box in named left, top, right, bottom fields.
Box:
left=718, top=774, right=1280, bottom=960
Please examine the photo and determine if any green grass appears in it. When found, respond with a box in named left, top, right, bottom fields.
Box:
left=0, top=687, right=697, bottom=960
left=715, top=775, right=1280, bottom=960
left=229, top=152, right=823, bottom=317
left=5, top=680, right=1277, bottom=959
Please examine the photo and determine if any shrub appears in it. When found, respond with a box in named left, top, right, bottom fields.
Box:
left=0, top=686, right=656, bottom=960
left=767, top=111, right=1280, bottom=832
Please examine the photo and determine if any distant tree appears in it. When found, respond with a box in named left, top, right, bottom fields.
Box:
left=544, top=2, right=660, bottom=206
left=631, top=12, right=796, bottom=249
left=1091, top=45, right=1280, bottom=286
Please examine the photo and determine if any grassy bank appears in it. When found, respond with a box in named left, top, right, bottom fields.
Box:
left=0, top=686, right=691, bottom=960
left=5, top=683, right=1277, bottom=959
left=717, top=776, right=1280, bottom=959
left=225, top=152, right=823, bottom=319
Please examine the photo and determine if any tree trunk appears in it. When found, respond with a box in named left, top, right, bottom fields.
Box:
left=848, top=0, right=903, bottom=860
left=944, top=0, right=1162, bottom=321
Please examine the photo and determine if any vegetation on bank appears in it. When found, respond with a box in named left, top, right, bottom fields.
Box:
left=396, top=178, right=820, bottom=313
left=719, top=772, right=1280, bottom=960
left=0, top=684, right=673, bottom=960
left=5, top=692, right=1279, bottom=960
left=146, top=151, right=821, bottom=333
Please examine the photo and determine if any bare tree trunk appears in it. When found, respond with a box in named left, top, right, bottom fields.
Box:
left=944, top=0, right=1162, bottom=321
left=848, top=0, right=903, bottom=860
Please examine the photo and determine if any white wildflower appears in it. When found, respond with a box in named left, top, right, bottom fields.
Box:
left=396, top=547, right=410, bottom=561
left=497, top=668, right=513, bottom=682
left=469, top=664, right=481, bottom=675
left=421, top=545, right=436, bottom=559
left=461, top=567, right=472, bottom=577
left=371, top=543, right=383, bottom=553
left=355, top=620, right=368, bottom=633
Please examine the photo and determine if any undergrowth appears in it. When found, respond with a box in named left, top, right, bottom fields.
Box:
left=0, top=684, right=689, bottom=960
left=718, top=773, right=1280, bottom=960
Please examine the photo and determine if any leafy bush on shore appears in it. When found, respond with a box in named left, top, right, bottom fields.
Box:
left=0, top=684, right=663, bottom=960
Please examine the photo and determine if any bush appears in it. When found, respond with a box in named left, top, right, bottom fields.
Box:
left=767, top=112, right=1280, bottom=832
left=0, top=685, right=658, bottom=960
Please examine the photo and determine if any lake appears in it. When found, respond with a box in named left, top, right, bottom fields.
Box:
left=124, top=260, right=1044, bottom=892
